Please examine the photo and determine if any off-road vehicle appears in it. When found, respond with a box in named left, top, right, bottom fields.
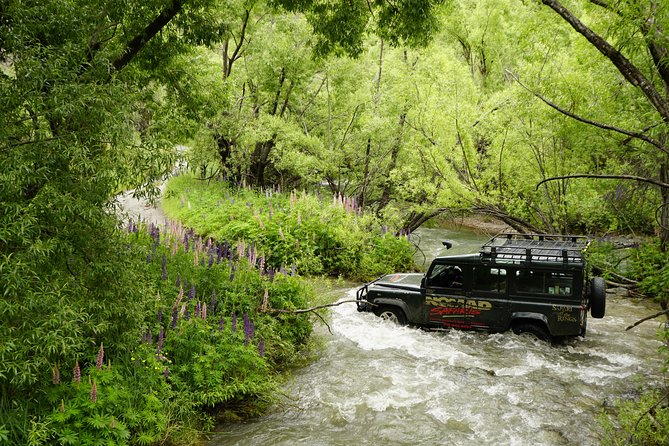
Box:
left=356, top=233, right=606, bottom=340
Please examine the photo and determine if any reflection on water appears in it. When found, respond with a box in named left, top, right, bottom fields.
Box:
left=209, top=228, right=664, bottom=446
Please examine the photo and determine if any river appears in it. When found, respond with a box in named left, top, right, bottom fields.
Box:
left=208, top=228, right=664, bottom=446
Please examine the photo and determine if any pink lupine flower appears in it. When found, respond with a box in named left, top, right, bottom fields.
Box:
left=96, top=343, right=104, bottom=370
left=90, top=381, right=98, bottom=403
left=52, top=364, right=60, bottom=385
left=73, top=362, right=81, bottom=384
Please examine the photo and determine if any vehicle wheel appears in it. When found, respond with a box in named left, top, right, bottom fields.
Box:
left=512, top=323, right=550, bottom=341
left=590, top=277, right=606, bottom=319
left=374, top=306, right=406, bottom=325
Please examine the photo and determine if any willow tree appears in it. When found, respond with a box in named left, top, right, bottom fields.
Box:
left=533, top=0, right=669, bottom=244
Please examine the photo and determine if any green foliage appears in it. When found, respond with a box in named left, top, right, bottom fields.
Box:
left=161, top=174, right=416, bottom=280
left=600, top=388, right=669, bottom=446
left=628, top=241, right=669, bottom=304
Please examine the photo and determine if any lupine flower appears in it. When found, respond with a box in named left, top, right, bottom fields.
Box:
left=141, top=331, right=147, bottom=343
left=209, top=291, right=217, bottom=315
left=164, top=368, right=169, bottom=380
left=156, top=328, right=164, bottom=354
left=188, top=284, right=195, bottom=301
left=90, top=381, right=98, bottom=403
left=184, top=305, right=190, bottom=321
left=232, top=313, right=237, bottom=332
left=184, top=235, right=189, bottom=252
left=96, top=343, right=104, bottom=370
left=219, top=314, right=225, bottom=331
left=179, top=303, right=187, bottom=317
left=162, top=254, right=167, bottom=280
left=193, top=247, right=199, bottom=266
left=52, top=364, right=60, bottom=385
left=73, top=362, right=80, bottom=384
left=195, top=302, right=201, bottom=318
left=147, top=331, right=153, bottom=344
left=157, top=308, right=163, bottom=323
left=262, top=288, right=269, bottom=312
left=291, top=263, right=296, bottom=276
left=202, top=303, right=207, bottom=320
left=258, top=339, right=265, bottom=357
left=208, top=253, right=214, bottom=268
left=243, top=313, right=252, bottom=346
left=175, top=273, right=181, bottom=289
left=171, top=307, right=178, bottom=329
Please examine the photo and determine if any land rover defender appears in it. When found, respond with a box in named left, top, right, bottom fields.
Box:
left=356, top=233, right=606, bottom=340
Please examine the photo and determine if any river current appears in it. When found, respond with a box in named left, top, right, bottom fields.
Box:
left=206, top=228, right=663, bottom=446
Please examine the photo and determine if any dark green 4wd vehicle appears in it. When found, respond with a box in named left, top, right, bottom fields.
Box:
left=356, top=233, right=606, bottom=340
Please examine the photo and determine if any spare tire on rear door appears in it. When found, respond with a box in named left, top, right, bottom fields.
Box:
left=590, top=277, right=606, bottom=318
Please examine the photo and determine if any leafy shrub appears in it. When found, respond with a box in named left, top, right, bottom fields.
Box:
left=161, top=174, right=415, bottom=280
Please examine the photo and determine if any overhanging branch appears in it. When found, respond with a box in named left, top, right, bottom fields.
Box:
left=112, top=0, right=185, bottom=73
left=509, top=71, right=669, bottom=157
left=536, top=174, right=669, bottom=190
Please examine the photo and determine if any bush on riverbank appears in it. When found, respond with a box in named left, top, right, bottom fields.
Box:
left=161, top=174, right=416, bottom=280
left=1, top=220, right=313, bottom=445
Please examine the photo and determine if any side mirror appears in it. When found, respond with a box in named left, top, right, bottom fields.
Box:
left=442, top=241, right=453, bottom=249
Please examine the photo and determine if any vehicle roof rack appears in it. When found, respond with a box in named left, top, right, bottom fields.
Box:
left=480, top=233, right=589, bottom=265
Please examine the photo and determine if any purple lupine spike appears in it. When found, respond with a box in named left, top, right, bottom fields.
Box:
left=96, top=343, right=104, bottom=370
left=175, top=273, right=181, bottom=289
left=291, top=263, right=296, bottom=276
left=73, top=362, right=81, bottom=384
left=157, top=308, right=163, bottom=323
left=184, top=305, right=190, bottom=321
left=141, top=331, right=147, bottom=343
left=53, top=364, right=60, bottom=385
left=163, top=367, right=169, bottom=380
left=208, top=253, right=214, bottom=268
left=171, top=306, right=178, bottom=329
left=195, top=301, right=201, bottom=318
left=184, top=235, right=189, bottom=252
left=269, top=268, right=276, bottom=282
left=147, top=331, right=153, bottom=344
left=209, top=291, right=217, bottom=315
left=258, top=340, right=265, bottom=357
left=162, top=254, right=167, bottom=280
left=188, top=284, right=195, bottom=301
left=219, top=314, right=225, bottom=331
left=232, top=313, right=237, bottom=332
left=223, top=241, right=229, bottom=259
left=156, top=328, right=164, bottom=354
left=90, top=381, right=98, bottom=403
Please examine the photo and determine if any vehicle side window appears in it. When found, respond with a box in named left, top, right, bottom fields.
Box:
left=473, top=267, right=506, bottom=293
left=516, top=271, right=573, bottom=296
left=427, top=265, right=463, bottom=289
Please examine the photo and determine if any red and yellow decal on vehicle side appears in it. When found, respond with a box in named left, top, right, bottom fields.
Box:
left=426, top=296, right=492, bottom=326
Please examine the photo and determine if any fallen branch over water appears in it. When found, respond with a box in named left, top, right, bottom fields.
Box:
left=267, top=299, right=376, bottom=315
left=626, top=308, right=669, bottom=331
left=266, top=300, right=377, bottom=335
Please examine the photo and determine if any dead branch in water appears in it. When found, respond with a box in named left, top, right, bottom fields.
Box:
left=266, top=300, right=378, bottom=335
left=267, top=299, right=376, bottom=315
left=626, top=308, right=669, bottom=331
